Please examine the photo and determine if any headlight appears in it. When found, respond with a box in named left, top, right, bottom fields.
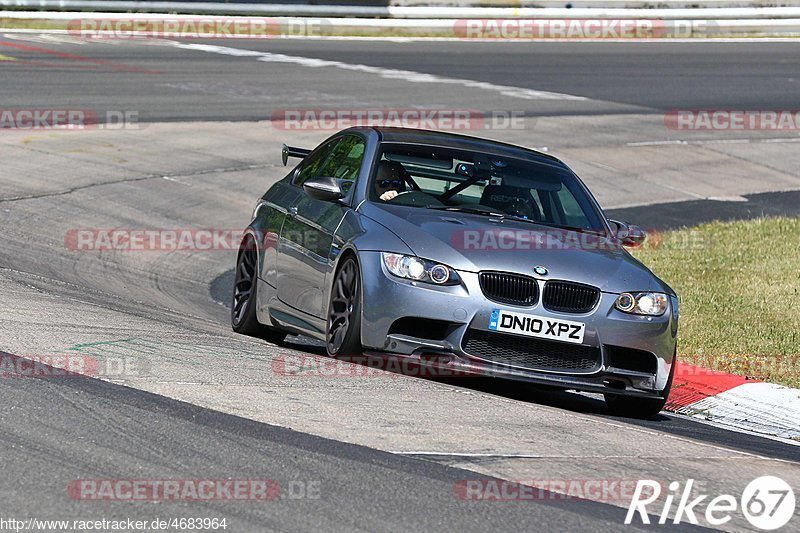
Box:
left=615, top=292, right=668, bottom=316
left=382, top=253, right=460, bottom=285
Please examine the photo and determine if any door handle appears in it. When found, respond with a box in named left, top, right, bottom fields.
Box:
left=288, top=206, right=298, bottom=218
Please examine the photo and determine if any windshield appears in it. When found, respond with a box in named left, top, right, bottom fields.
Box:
left=369, top=143, right=606, bottom=232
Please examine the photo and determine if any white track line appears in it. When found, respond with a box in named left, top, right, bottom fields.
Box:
left=628, top=137, right=800, bottom=146
left=169, top=41, right=587, bottom=101
left=3, top=28, right=800, bottom=42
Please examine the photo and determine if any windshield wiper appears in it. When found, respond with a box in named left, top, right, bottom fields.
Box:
left=427, top=207, right=607, bottom=235
left=427, top=206, right=507, bottom=217
left=515, top=219, right=607, bottom=235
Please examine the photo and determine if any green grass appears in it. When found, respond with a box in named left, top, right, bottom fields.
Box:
left=0, top=18, right=67, bottom=31
left=630, top=217, right=800, bottom=387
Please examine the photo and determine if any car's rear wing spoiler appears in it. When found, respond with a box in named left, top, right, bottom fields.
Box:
left=282, top=144, right=311, bottom=166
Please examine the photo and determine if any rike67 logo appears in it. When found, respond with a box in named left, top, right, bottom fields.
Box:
left=626, top=476, right=795, bottom=530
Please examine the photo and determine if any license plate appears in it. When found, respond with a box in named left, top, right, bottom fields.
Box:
left=488, top=309, right=586, bottom=344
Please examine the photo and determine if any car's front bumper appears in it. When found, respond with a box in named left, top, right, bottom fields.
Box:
left=358, top=251, right=677, bottom=398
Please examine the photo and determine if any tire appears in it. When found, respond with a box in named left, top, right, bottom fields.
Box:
left=231, top=236, right=286, bottom=344
left=604, top=350, right=676, bottom=418
left=326, top=256, right=363, bottom=358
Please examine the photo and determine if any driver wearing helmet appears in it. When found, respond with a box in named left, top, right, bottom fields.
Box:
left=503, top=196, right=536, bottom=220
left=374, top=160, right=408, bottom=201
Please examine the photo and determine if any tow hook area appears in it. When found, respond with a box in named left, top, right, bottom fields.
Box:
left=603, top=378, right=627, bottom=391
left=419, top=353, right=455, bottom=365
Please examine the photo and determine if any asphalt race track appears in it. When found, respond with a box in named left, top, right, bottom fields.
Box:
left=1, top=34, right=799, bottom=531
left=3, top=39, right=800, bottom=119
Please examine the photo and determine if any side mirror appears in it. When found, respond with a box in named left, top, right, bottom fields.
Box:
left=303, top=176, right=345, bottom=202
left=609, top=219, right=647, bottom=247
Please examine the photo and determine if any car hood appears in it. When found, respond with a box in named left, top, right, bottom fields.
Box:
left=360, top=203, right=670, bottom=294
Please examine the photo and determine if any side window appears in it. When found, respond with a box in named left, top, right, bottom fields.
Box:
left=552, top=186, right=593, bottom=228
left=294, top=138, right=341, bottom=186
left=315, top=135, right=366, bottom=194
left=557, top=188, right=584, bottom=219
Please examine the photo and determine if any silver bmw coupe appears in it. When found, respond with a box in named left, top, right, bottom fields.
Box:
left=232, top=127, right=678, bottom=416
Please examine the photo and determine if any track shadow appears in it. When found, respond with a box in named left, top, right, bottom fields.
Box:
left=606, top=190, right=800, bottom=231
left=5, top=350, right=686, bottom=530
left=265, top=338, right=800, bottom=461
